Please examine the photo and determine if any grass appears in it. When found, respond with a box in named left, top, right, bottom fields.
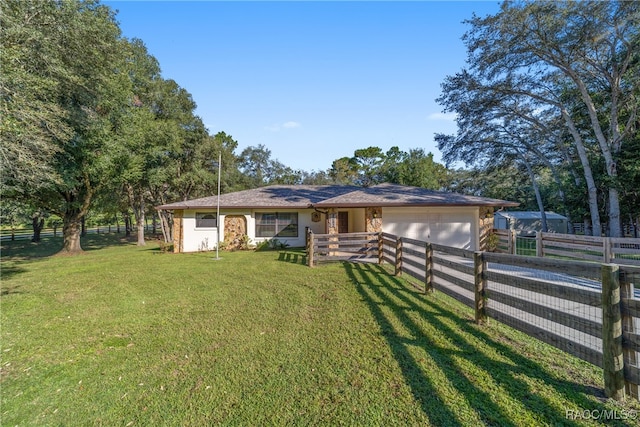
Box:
left=2, top=234, right=640, bottom=426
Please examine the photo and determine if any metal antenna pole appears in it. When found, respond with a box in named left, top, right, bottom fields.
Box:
left=216, top=152, right=221, bottom=260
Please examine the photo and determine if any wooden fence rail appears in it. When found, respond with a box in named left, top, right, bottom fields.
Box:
left=493, top=229, right=640, bottom=266
left=307, top=231, right=380, bottom=266
left=307, top=231, right=640, bottom=401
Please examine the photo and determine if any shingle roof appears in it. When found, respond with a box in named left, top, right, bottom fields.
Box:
left=156, top=185, right=361, bottom=210
left=315, top=183, right=519, bottom=207
left=157, top=183, right=518, bottom=210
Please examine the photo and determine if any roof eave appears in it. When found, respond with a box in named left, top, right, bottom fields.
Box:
left=157, top=204, right=314, bottom=210
left=314, top=202, right=520, bottom=208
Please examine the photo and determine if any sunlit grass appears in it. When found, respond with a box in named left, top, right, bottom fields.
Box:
left=2, top=234, right=639, bottom=425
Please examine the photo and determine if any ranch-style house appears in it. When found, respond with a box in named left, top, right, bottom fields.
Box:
left=156, top=183, right=519, bottom=253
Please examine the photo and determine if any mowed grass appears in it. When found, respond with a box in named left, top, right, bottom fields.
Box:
left=2, top=235, right=640, bottom=426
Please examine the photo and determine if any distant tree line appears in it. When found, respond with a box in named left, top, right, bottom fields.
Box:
left=2, top=0, right=638, bottom=255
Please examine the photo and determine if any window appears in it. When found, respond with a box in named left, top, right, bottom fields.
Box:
left=196, top=212, right=217, bottom=228
left=256, top=212, right=298, bottom=238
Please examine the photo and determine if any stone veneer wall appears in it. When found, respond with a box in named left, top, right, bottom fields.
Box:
left=326, top=209, right=338, bottom=255
left=326, top=209, right=338, bottom=234
left=173, top=210, right=183, bottom=253
left=365, top=207, right=382, bottom=233
left=478, top=207, right=494, bottom=251
left=224, top=215, right=247, bottom=250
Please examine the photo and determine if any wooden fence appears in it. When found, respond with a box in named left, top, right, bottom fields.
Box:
left=493, top=229, right=640, bottom=266
left=307, top=230, right=640, bottom=401
left=306, top=231, right=380, bottom=266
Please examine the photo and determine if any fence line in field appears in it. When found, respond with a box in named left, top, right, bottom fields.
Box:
left=306, top=230, right=640, bottom=401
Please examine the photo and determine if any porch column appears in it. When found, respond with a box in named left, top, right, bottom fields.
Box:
left=326, top=208, right=338, bottom=256
left=326, top=208, right=338, bottom=234
left=173, top=210, right=183, bottom=253
left=365, top=207, right=382, bottom=256
left=365, top=207, right=382, bottom=232
left=479, top=207, right=494, bottom=251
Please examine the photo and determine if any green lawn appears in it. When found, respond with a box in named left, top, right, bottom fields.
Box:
left=2, top=235, right=639, bottom=426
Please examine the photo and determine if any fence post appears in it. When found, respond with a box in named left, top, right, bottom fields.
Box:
left=536, top=231, right=543, bottom=257
left=602, top=263, right=625, bottom=401
left=507, top=229, right=516, bottom=255
left=378, top=232, right=383, bottom=265
left=474, top=251, right=487, bottom=324
left=604, top=237, right=612, bottom=263
left=394, top=237, right=402, bottom=276
left=620, top=268, right=638, bottom=399
left=307, top=231, right=315, bottom=267
left=425, top=242, right=433, bottom=294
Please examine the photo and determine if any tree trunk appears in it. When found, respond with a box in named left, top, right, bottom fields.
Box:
left=60, top=210, right=83, bottom=253
left=159, top=210, right=173, bottom=243
left=126, top=184, right=146, bottom=246
left=608, top=187, right=622, bottom=238
left=136, top=195, right=146, bottom=246
left=562, top=109, right=602, bottom=236
left=123, top=211, right=131, bottom=237
left=521, top=156, right=548, bottom=232
left=81, top=216, right=86, bottom=237
left=31, top=214, right=44, bottom=242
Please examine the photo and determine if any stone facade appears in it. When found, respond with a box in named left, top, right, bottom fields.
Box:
left=365, top=207, right=382, bottom=233
left=172, top=210, right=183, bottom=253
left=326, top=208, right=338, bottom=255
left=478, top=207, right=494, bottom=251
left=326, top=208, right=338, bottom=234
left=224, top=215, right=247, bottom=250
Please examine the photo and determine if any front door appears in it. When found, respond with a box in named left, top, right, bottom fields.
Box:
left=338, top=211, right=349, bottom=233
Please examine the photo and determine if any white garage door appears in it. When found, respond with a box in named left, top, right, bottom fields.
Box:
left=382, top=207, right=477, bottom=250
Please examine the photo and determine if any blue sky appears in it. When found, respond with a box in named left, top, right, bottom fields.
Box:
left=105, top=1, right=501, bottom=172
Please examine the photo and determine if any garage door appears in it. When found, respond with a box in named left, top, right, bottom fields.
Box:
left=382, top=207, right=476, bottom=250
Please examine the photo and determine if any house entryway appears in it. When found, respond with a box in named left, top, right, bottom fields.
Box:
left=338, top=212, right=349, bottom=233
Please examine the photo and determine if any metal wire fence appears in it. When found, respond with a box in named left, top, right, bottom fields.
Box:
left=374, top=232, right=640, bottom=400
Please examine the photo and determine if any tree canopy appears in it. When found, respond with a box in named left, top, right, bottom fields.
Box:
left=437, top=0, right=639, bottom=236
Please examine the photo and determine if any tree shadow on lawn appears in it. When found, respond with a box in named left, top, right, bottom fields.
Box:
left=1, top=237, right=63, bottom=260
left=0, top=283, right=23, bottom=295
left=0, top=265, right=26, bottom=282
left=343, top=262, right=635, bottom=426
left=1, top=234, right=133, bottom=262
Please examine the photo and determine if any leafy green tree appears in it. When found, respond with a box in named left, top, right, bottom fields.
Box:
left=351, top=146, right=385, bottom=187
left=300, top=170, right=333, bottom=185
left=0, top=0, right=69, bottom=197
left=238, top=145, right=273, bottom=187
left=459, top=0, right=639, bottom=236
left=329, top=157, right=358, bottom=185
left=2, top=0, right=131, bottom=253
left=237, top=144, right=301, bottom=187
left=382, top=147, right=448, bottom=190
